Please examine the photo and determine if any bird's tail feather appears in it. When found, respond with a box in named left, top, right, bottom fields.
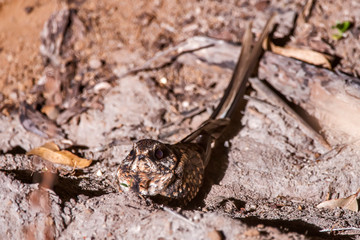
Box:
left=181, top=15, right=275, bottom=145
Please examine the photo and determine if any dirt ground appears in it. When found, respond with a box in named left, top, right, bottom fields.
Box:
left=1, top=0, right=360, bottom=239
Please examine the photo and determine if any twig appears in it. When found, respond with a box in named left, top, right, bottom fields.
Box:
left=158, top=129, right=181, bottom=140
left=162, top=206, right=196, bottom=227
left=320, top=227, right=360, bottom=233
left=119, top=43, right=215, bottom=78
left=316, top=138, right=360, bottom=161
left=301, top=0, right=315, bottom=22
left=249, top=78, right=331, bottom=150
left=244, top=95, right=278, bottom=109
left=162, top=107, right=206, bottom=129
left=315, top=144, right=345, bottom=161
left=158, top=107, right=207, bottom=139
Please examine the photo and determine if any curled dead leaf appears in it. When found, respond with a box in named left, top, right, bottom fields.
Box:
left=266, top=40, right=333, bottom=69
left=41, top=105, right=59, bottom=120
left=26, top=142, right=92, bottom=169
left=316, top=189, right=360, bottom=212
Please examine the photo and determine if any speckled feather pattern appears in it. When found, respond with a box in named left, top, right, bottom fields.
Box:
left=117, top=139, right=205, bottom=204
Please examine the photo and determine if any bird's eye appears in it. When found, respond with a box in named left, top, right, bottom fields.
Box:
left=154, top=148, right=164, bottom=159
left=129, top=149, right=135, bottom=157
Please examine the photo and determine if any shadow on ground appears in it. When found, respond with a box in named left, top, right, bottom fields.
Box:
left=1, top=169, right=108, bottom=204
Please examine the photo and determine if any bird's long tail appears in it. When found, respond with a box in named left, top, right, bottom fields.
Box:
left=181, top=15, right=275, bottom=146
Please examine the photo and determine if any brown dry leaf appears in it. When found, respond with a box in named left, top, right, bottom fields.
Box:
left=269, top=42, right=333, bottom=69
left=27, top=142, right=92, bottom=168
left=41, top=105, right=59, bottom=120
left=316, top=189, right=360, bottom=212
left=41, top=142, right=60, bottom=151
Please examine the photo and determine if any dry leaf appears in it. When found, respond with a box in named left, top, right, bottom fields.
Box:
left=316, top=189, right=360, bottom=212
left=41, top=105, right=59, bottom=121
left=269, top=42, right=333, bottom=69
left=27, top=142, right=92, bottom=168
left=41, top=142, right=60, bottom=151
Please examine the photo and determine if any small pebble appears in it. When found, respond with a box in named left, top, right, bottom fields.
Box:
left=207, top=229, right=223, bottom=240
left=96, top=169, right=103, bottom=177
left=182, top=101, right=189, bottom=108
left=249, top=204, right=257, bottom=210
left=184, top=84, right=196, bottom=92
left=159, top=77, right=167, bottom=85
left=9, top=92, right=18, bottom=101
left=94, top=82, right=111, bottom=93
left=89, top=58, right=102, bottom=69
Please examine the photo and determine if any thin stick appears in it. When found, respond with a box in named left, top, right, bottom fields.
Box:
left=163, top=206, right=196, bottom=227
left=162, top=107, right=206, bottom=129
left=320, top=227, right=360, bottom=233
left=300, top=0, right=315, bottom=22
left=120, top=44, right=215, bottom=78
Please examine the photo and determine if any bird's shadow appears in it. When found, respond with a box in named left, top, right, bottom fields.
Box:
left=185, top=94, right=249, bottom=209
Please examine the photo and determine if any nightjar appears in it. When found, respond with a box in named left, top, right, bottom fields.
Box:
left=117, top=17, right=275, bottom=205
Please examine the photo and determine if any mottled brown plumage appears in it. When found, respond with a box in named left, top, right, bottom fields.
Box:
left=116, top=16, right=275, bottom=205
left=117, top=139, right=205, bottom=204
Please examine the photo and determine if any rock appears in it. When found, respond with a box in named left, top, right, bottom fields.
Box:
left=89, top=58, right=102, bottom=69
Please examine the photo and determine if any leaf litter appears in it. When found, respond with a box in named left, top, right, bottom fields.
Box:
left=26, top=142, right=92, bottom=169
left=317, top=188, right=360, bottom=212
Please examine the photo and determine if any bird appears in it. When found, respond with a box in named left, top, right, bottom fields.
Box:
left=117, top=16, right=275, bottom=205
